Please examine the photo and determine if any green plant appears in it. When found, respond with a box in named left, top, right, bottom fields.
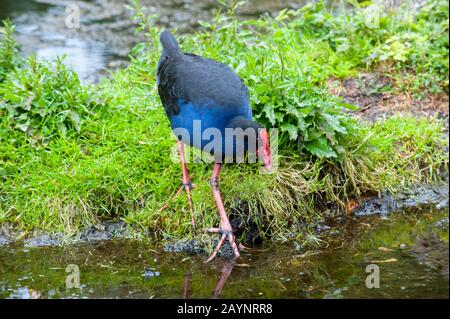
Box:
left=255, top=0, right=449, bottom=96
left=0, top=19, right=21, bottom=82
left=0, top=56, right=98, bottom=140
left=365, top=0, right=449, bottom=95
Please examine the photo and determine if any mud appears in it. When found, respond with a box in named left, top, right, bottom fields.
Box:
left=0, top=220, right=130, bottom=248
left=327, top=73, right=449, bottom=124
left=353, top=183, right=449, bottom=217
left=164, top=239, right=205, bottom=254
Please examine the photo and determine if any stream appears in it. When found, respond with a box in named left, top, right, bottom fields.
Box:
left=1, top=206, right=448, bottom=299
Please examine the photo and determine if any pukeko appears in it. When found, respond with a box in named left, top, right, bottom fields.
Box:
left=157, top=30, right=272, bottom=262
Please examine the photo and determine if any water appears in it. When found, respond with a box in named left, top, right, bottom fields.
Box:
left=2, top=0, right=116, bottom=83
left=1, top=207, right=448, bottom=299
left=1, top=0, right=309, bottom=83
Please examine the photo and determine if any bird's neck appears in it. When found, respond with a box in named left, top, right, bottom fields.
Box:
left=225, top=116, right=263, bottom=154
left=226, top=116, right=262, bottom=132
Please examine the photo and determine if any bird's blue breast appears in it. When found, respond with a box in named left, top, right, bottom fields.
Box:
left=169, top=98, right=252, bottom=155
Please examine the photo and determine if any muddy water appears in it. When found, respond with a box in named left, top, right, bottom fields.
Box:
left=1, top=206, right=448, bottom=299
left=1, top=0, right=308, bottom=83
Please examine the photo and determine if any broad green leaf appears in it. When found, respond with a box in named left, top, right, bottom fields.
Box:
left=15, top=122, right=29, bottom=132
left=262, top=104, right=276, bottom=125
left=323, top=113, right=347, bottom=134
left=280, top=123, right=298, bottom=141
left=304, top=136, right=337, bottom=158
left=304, top=127, right=323, bottom=142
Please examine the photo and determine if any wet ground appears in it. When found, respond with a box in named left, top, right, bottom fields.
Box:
left=327, top=72, right=449, bottom=123
left=0, top=205, right=448, bottom=299
left=0, top=181, right=447, bottom=248
left=1, top=0, right=308, bottom=83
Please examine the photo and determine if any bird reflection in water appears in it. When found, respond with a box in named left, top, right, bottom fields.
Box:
left=182, top=262, right=234, bottom=299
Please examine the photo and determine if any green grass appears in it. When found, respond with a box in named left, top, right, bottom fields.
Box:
left=280, top=0, right=449, bottom=96
left=0, top=1, right=448, bottom=246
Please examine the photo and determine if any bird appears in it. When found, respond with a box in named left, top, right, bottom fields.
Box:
left=156, top=30, right=272, bottom=262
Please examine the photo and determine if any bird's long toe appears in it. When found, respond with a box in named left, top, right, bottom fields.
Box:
left=204, top=227, right=232, bottom=234
left=227, top=233, right=240, bottom=259
left=238, top=243, right=250, bottom=251
left=206, top=234, right=227, bottom=263
left=205, top=228, right=240, bottom=263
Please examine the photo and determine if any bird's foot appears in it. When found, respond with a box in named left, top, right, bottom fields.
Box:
left=204, top=227, right=240, bottom=263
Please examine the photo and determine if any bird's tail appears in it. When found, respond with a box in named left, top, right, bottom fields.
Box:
left=160, top=30, right=181, bottom=57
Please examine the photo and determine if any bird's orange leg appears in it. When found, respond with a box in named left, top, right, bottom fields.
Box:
left=205, top=163, right=240, bottom=262
left=159, top=141, right=196, bottom=232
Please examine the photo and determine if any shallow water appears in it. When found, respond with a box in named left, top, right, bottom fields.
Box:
left=1, top=207, right=448, bottom=299
left=2, top=0, right=119, bottom=83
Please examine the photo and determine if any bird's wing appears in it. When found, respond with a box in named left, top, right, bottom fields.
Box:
left=157, top=56, right=180, bottom=117
left=157, top=53, right=249, bottom=117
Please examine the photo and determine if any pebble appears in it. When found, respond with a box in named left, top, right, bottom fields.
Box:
left=142, top=267, right=161, bottom=279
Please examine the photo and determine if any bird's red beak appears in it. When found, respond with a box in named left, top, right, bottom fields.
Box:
left=257, top=129, right=272, bottom=172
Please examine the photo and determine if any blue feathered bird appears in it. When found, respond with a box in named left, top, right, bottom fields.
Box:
left=157, top=30, right=272, bottom=262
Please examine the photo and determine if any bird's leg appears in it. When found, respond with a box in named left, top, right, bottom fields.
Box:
left=158, top=141, right=196, bottom=231
left=178, top=141, right=195, bottom=229
left=205, top=163, right=240, bottom=262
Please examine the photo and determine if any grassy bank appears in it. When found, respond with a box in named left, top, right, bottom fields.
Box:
left=0, top=0, right=448, bottom=246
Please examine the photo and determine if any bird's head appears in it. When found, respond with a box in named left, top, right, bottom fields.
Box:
left=257, top=128, right=272, bottom=172
left=227, top=116, right=272, bottom=172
